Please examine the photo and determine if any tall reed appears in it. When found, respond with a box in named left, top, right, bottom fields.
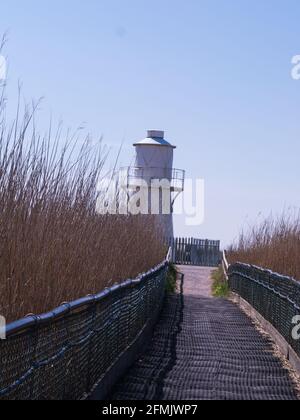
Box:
left=228, top=212, right=300, bottom=280
left=0, top=43, right=166, bottom=322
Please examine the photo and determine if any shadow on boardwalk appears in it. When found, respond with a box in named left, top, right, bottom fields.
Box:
left=110, top=267, right=298, bottom=401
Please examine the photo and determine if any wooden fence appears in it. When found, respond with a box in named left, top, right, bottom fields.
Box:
left=170, top=238, right=221, bottom=267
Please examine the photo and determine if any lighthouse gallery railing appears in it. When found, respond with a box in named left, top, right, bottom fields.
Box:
left=120, top=167, right=185, bottom=192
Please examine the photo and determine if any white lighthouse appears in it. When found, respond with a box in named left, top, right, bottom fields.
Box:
left=120, top=130, right=185, bottom=238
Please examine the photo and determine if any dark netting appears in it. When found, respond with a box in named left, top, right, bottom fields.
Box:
left=228, top=263, right=300, bottom=358
left=0, top=261, right=168, bottom=400
left=111, top=274, right=298, bottom=401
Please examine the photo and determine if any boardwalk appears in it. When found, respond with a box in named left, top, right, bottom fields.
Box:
left=110, top=266, right=298, bottom=401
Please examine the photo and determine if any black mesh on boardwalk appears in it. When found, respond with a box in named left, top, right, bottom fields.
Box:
left=0, top=262, right=168, bottom=400
left=229, top=264, right=300, bottom=359
left=111, top=276, right=298, bottom=401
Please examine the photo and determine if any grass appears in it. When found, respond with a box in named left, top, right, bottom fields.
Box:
left=212, top=267, right=229, bottom=298
left=0, top=43, right=166, bottom=323
left=228, top=212, right=300, bottom=280
left=165, top=263, right=178, bottom=293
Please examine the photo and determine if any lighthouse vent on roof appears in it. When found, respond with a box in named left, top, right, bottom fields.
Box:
left=147, top=130, right=164, bottom=139
left=134, top=130, right=176, bottom=148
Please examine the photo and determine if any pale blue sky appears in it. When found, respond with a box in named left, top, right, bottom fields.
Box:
left=1, top=0, right=300, bottom=246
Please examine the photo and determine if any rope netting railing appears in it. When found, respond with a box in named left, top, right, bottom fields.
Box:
left=0, top=259, right=169, bottom=400
left=228, top=262, right=300, bottom=358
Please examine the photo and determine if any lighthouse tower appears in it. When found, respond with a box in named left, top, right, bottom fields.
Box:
left=122, top=130, right=185, bottom=238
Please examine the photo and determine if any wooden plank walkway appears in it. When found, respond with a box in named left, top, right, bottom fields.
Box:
left=110, top=266, right=299, bottom=400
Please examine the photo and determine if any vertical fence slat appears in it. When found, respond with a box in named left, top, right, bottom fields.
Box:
left=170, top=237, right=220, bottom=267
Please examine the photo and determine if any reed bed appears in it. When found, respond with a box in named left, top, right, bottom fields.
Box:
left=0, top=45, right=165, bottom=322
left=228, top=212, right=300, bottom=281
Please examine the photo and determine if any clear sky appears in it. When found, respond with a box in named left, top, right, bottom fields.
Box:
left=1, top=0, right=300, bottom=246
